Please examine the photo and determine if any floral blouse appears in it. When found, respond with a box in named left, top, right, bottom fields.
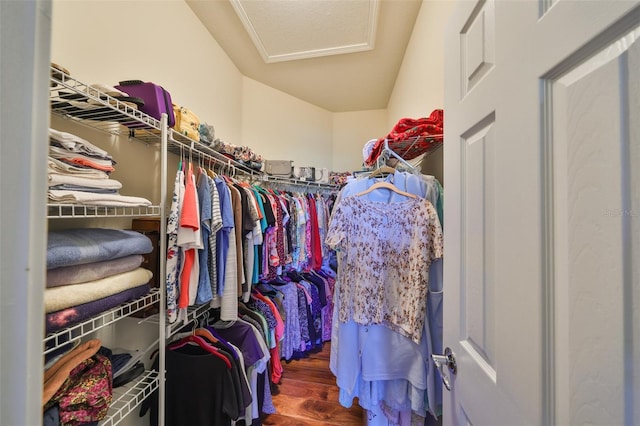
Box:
left=325, top=196, right=443, bottom=344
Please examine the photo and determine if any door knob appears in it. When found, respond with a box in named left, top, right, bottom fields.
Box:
left=431, top=347, right=457, bottom=391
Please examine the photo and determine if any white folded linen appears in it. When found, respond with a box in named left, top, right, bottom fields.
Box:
left=48, top=173, right=122, bottom=190
left=49, top=128, right=110, bottom=159
left=48, top=190, right=152, bottom=207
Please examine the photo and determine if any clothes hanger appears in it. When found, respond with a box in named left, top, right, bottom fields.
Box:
left=194, top=327, right=219, bottom=344
left=209, top=311, right=237, bottom=328
left=368, top=164, right=396, bottom=178
left=167, top=334, right=218, bottom=354
left=355, top=180, right=417, bottom=199
left=193, top=311, right=219, bottom=343
left=207, top=157, right=217, bottom=178
left=167, top=334, right=210, bottom=352
left=167, top=335, right=231, bottom=368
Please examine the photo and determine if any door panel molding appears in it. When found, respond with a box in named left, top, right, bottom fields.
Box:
left=460, top=113, right=496, bottom=373
left=540, top=78, right=556, bottom=426
left=542, top=23, right=640, bottom=424
left=460, top=0, right=495, bottom=98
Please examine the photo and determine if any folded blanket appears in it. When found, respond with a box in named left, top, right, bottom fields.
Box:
left=45, top=284, right=151, bottom=333
left=44, top=267, right=152, bottom=313
left=49, top=145, right=115, bottom=172
left=48, top=157, right=109, bottom=180
left=47, top=228, right=152, bottom=269
left=48, top=173, right=122, bottom=189
left=48, top=190, right=152, bottom=207
left=49, top=128, right=110, bottom=160
left=47, top=254, right=144, bottom=288
left=49, top=185, right=118, bottom=194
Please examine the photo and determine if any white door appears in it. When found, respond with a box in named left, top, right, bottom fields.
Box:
left=443, top=1, right=640, bottom=424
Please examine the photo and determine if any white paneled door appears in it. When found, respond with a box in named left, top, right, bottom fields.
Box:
left=443, top=1, right=640, bottom=424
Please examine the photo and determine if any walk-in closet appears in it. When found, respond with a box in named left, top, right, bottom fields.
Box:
left=6, top=1, right=638, bottom=426
left=7, top=1, right=452, bottom=424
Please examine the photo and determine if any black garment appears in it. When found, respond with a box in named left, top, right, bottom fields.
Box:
left=110, top=352, right=133, bottom=376
left=259, top=193, right=276, bottom=227
left=141, top=347, right=239, bottom=426
left=238, top=303, right=267, bottom=339
left=256, top=243, right=263, bottom=277
left=217, top=345, right=252, bottom=416
left=303, top=273, right=327, bottom=307
left=305, top=285, right=321, bottom=349
left=233, top=184, right=254, bottom=237
left=282, top=195, right=294, bottom=258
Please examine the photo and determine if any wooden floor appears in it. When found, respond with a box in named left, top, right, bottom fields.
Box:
left=262, top=343, right=364, bottom=425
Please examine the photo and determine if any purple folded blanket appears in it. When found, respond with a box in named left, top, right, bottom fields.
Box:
left=45, top=284, right=151, bottom=334
left=47, top=254, right=144, bottom=288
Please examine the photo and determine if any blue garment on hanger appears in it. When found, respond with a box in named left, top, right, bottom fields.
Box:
left=195, top=171, right=213, bottom=304
left=215, top=177, right=234, bottom=296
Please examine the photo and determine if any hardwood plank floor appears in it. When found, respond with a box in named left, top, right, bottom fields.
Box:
left=262, top=343, right=364, bottom=425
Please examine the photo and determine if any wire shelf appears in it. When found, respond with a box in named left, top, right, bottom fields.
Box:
left=386, top=135, right=443, bottom=161
left=44, top=289, right=160, bottom=355
left=375, top=136, right=443, bottom=172
left=168, top=130, right=263, bottom=177
left=100, top=369, right=159, bottom=426
left=49, top=68, right=338, bottom=191
left=260, top=173, right=337, bottom=190
left=166, top=131, right=338, bottom=189
left=47, top=204, right=162, bottom=219
left=50, top=68, right=162, bottom=143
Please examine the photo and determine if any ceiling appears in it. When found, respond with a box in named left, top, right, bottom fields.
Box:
left=186, top=0, right=423, bottom=113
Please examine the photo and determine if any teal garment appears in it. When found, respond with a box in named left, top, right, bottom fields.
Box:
left=253, top=245, right=259, bottom=284
left=251, top=187, right=268, bottom=284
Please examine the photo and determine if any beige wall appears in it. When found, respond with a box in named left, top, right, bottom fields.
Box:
left=328, top=1, right=455, bottom=175
left=51, top=0, right=244, bottom=143
left=51, top=0, right=338, bottom=173
left=332, top=110, right=389, bottom=173
left=385, top=0, right=455, bottom=182
left=241, top=77, right=333, bottom=169
left=387, top=0, right=455, bottom=127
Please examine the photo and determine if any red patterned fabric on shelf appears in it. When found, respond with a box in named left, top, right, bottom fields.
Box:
left=365, top=109, right=444, bottom=166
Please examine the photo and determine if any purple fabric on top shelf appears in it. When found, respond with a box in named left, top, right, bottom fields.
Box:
left=45, top=284, right=151, bottom=333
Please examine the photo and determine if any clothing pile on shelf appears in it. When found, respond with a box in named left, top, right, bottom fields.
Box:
left=47, top=128, right=152, bottom=207
left=43, top=339, right=112, bottom=426
left=206, top=137, right=264, bottom=171
left=327, top=169, right=445, bottom=425
left=329, top=171, right=353, bottom=187
left=44, top=227, right=154, bottom=334
left=364, top=109, right=444, bottom=167
left=44, top=339, right=146, bottom=426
